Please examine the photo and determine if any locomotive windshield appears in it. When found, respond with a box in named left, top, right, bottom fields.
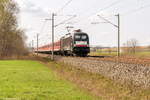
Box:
left=81, top=35, right=87, bottom=40
left=74, top=34, right=88, bottom=41
left=75, top=35, right=81, bottom=40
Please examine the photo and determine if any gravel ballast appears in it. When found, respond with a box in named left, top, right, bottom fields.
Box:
left=57, top=57, right=150, bottom=89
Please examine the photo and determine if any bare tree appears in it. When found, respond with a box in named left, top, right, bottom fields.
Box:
left=0, top=0, right=28, bottom=58
left=130, top=39, right=138, bottom=53
left=124, top=39, right=138, bottom=54
left=148, top=45, right=150, bottom=52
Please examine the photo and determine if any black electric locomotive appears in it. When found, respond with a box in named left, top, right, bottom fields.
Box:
left=60, top=29, right=90, bottom=56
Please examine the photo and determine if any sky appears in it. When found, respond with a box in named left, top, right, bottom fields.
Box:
left=14, top=0, right=150, bottom=47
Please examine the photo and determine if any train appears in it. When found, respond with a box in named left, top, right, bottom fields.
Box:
left=36, top=29, right=90, bottom=57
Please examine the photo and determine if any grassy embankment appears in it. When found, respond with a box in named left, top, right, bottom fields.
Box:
left=0, top=60, right=98, bottom=100
left=48, top=61, right=150, bottom=100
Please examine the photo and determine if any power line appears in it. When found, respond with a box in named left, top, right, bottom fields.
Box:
left=73, top=0, right=122, bottom=25
left=57, top=0, right=73, bottom=13
left=51, top=0, right=122, bottom=34
left=73, top=0, right=149, bottom=31
left=97, top=15, right=118, bottom=28
left=39, top=35, right=51, bottom=40
left=97, top=0, right=121, bottom=12
left=123, top=3, right=150, bottom=16
left=39, top=20, right=47, bottom=34
left=54, top=15, right=76, bottom=27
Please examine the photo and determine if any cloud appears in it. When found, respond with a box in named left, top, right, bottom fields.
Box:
left=17, top=0, right=48, bottom=17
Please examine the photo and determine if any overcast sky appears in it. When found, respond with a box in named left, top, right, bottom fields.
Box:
left=14, top=0, right=150, bottom=47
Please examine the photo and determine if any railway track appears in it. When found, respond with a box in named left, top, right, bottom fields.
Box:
left=36, top=53, right=150, bottom=88
left=37, top=53, right=150, bottom=65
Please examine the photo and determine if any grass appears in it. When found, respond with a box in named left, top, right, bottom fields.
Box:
left=134, top=51, right=150, bottom=57
left=48, top=61, right=150, bottom=100
left=0, top=60, right=97, bottom=100
left=90, top=51, right=150, bottom=58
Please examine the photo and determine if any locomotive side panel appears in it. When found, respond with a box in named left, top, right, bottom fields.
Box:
left=61, top=36, right=73, bottom=51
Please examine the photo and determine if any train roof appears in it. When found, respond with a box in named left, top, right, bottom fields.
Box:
left=74, top=32, right=87, bottom=35
left=60, top=29, right=88, bottom=39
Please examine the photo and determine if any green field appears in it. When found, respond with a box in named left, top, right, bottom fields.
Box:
left=90, top=51, right=150, bottom=57
left=134, top=51, right=150, bottom=57
left=0, top=60, right=96, bottom=100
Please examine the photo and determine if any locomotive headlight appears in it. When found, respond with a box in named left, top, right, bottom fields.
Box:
left=75, top=41, right=87, bottom=45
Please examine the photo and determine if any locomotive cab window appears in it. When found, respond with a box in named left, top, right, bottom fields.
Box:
left=74, top=34, right=88, bottom=41
left=81, top=35, right=87, bottom=40
left=75, top=35, right=80, bottom=39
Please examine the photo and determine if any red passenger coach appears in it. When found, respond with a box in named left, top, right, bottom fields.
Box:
left=37, top=41, right=61, bottom=53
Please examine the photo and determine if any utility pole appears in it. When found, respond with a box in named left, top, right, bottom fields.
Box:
left=97, top=14, right=121, bottom=57
left=51, top=13, right=55, bottom=60
left=37, top=34, right=39, bottom=56
left=116, top=14, right=120, bottom=57
left=32, top=40, right=34, bottom=53
left=45, top=13, right=56, bottom=60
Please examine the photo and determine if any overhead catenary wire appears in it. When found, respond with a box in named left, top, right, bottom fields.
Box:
left=73, top=0, right=150, bottom=34
left=54, top=15, right=76, bottom=27
left=39, top=34, right=51, bottom=41
left=74, top=0, right=122, bottom=25
left=57, top=0, right=73, bottom=13
left=42, top=0, right=122, bottom=39
left=28, top=0, right=150, bottom=47
left=53, top=0, right=75, bottom=33
left=68, top=0, right=123, bottom=33
left=49, top=0, right=122, bottom=32
left=37, top=0, right=74, bottom=50
left=122, top=3, right=150, bottom=16
left=74, top=0, right=148, bottom=26
left=97, top=15, right=118, bottom=28
left=96, top=0, right=121, bottom=13
left=39, top=20, right=47, bottom=34
left=58, top=0, right=122, bottom=33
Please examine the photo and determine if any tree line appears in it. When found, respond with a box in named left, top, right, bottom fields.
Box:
left=0, top=0, right=28, bottom=58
